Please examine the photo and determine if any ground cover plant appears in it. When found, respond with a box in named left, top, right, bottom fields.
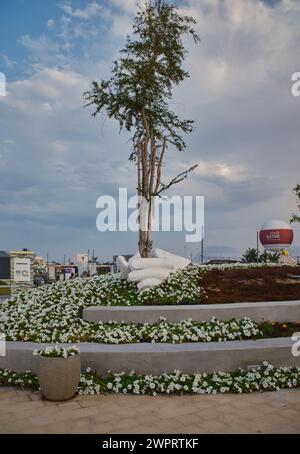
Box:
left=1, top=363, right=299, bottom=396
left=0, top=264, right=299, bottom=343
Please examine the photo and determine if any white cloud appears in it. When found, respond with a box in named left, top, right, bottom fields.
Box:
left=60, top=1, right=108, bottom=20
left=110, top=0, right=146, bottom=14
left=195, top=161, right=248, bottom=182
left=47, top=19, right=55, bottom=29
left=2, top=54, right=17, bottom=69
left=1, top=0, right=300, bottom=258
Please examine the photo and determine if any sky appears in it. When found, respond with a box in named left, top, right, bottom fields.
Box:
left=0, top=0, right=299, bottom=262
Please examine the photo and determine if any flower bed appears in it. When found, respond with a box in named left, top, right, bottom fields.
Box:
left=81, top=317, right=264, bottom=344
left=33, top=346, right=80, bottom=358
left=1, top=362, right=299, bottom=396
left=1, top=308, right=298, bottom=344
left=1, top=263, right=298, bottom=343
left=0, top=304, right=264, bottom=343
left=0, top=266, right=206, bottom=342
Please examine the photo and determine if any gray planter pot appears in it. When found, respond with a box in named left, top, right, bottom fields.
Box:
left=37, top=354, right=81, bottom=401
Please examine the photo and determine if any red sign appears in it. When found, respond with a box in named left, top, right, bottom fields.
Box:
left=260, top=229, right=293, bottom=247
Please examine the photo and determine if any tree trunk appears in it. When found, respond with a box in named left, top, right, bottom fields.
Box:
left=138, top=196, right=153, bottom=257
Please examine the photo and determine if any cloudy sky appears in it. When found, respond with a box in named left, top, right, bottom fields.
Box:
left=0, top=0, right=299, bottom=262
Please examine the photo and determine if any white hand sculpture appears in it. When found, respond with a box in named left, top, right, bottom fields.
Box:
left=116, top=248, right=190, bottom=292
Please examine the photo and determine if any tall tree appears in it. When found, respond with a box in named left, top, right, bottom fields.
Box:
left=291, top=184, right=300, bottom=223
left=84, top=0, right=199, bottom=257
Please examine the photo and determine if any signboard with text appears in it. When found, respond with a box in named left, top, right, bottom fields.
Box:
left=13, top=258, right=31, bottom=282
left=48, top=266, right=56, bottom=280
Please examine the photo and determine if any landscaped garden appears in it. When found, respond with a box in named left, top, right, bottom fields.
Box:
left=0, top=262, right=299, bottom=398
left=1, top=362, right=300, bottom=397
left=0, top=264, right=299, bottom=344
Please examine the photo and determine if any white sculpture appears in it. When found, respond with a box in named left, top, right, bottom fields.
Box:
left=116, top=248, right=190, bottom=292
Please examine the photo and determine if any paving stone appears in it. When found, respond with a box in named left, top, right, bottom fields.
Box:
left=176, top=412, right=206, bottom=426
left=0, top=390, right=17, bottom=399
left=280, top=408, right=300, bottom=422
left=199, top=419, right=228, bottom=433
left=56, top=400, right=82, bottom=410
left=129, top=414, right=158, bottom=426
left=86, top=423, right=116, bottom=434
left=53, top=406, right=99, bottom=422
left=1, top=399, right=44, bottom=412
left=0, top=388, right=299, bottom=434
left=89, top=412, right=119, bottom=424
left=150, top=419, right=186, bottom=434
left=110, top=417, right=141, bottom=432
left=28, top=414, right=55, bottom=427
left=0, top=396, right=31, bottom=407
left=29, top=392, right=43, bottom=401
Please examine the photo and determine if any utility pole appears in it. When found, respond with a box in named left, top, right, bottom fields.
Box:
left=256, top=231, right=259, bottom=263
left=201, top=225, right=204, bottom=264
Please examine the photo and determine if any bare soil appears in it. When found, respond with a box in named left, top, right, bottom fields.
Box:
left=201, top=266, right=300, bottom=304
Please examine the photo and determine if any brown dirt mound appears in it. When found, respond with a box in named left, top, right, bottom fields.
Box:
left=201, top=266, right=300, bottom=304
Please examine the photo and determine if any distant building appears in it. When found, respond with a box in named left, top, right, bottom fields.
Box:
left=205, top=259, right=239, bottom=265
left=193, top=245, right=239, bottom=264
left=75, top=253, right=89, bottom=267
left=75, top=253, right=89, bottom=275
left=34, top=256, right=47, bottom=267
left=0, top=251, right=10, bottom=280
left=96, top=264, right=113, bottom=274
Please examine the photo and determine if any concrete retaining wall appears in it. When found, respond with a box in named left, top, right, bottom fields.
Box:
left=1, top=338, right=299, bottom=377
left=83, top=300, right=300, bottom=324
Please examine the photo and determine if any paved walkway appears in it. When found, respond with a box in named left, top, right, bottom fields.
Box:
left=0, top=387, right=299, bottom=434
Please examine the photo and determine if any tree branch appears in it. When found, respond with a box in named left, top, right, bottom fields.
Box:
left=155, top=163, right=198, bottom=196
left=153, top=137, right=167, bottom=195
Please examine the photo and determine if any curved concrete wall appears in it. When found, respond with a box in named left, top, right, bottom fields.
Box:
left=83, top=300, right=300, bottom=324
left=0, top=338, right=299, bottom=377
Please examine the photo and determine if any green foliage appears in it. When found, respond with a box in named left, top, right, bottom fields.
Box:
left=0, top=369, right=39, bottom=390
left=2, top=364, right=300, bottom=396
left=242, top=248, right=259, bottom=263
left=0, top=267, right=207, bottom=343
left=259, top=321, right=300, bottom=338
left=242, top=248, right=280, bottom=264
left=291, top=184, right=300, bottom=223
left=258, top=250, right=280, bottom=264
left=84, top=0, right=199, bottom=154
left=86, top=317, right=262, bottom=344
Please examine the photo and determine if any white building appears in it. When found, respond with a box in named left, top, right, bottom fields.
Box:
left=75, top=253, right=89, bottom=268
